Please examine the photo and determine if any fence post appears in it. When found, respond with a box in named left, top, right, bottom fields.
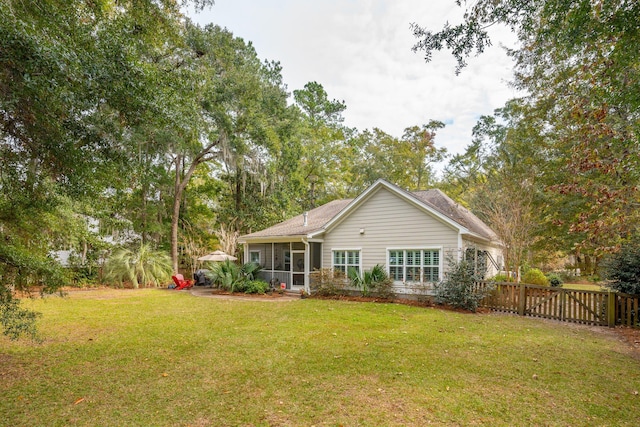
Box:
left=607, top=290, right=616, bottom=327
left=518, top=283, right=526, bottom=316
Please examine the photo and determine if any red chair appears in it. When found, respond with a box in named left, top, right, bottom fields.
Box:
left=172, top=274, right=193, bottom=290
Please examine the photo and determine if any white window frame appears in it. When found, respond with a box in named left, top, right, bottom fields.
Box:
left=387, top=247, right=442, bottom=283
left=249, top=250, right=261, bottom=265
left=331, top=248, right=362, bottom=276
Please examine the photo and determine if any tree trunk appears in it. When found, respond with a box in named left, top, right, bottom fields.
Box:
left=171, top=154, right=183, bottom=273
left=170, top=135, right=224, bottom=273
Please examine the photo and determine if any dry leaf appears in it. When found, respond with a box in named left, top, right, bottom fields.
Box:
left=74, top=397, right=85, bottom=405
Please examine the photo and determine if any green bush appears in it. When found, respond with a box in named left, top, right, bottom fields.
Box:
left=205, top=260, right=243, bottom=292
left=491, top=273, right=513, bottom=283
left=348, top=264, right=395, bottom=298
left=434, top=257, right=493, bottom=312
left=600, top=242, right=640, bottom=295
left=521, top=268, right=550, bottom=286
left=546, top=273, right=563, bottom=287
left=242, top=280, right=270, bottom=294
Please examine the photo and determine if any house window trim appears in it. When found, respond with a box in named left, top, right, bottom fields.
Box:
left=386, top=246, right=443, bottom=283
left=331, top=248, right=362, bottom=276
left=249, top=250, right=261, bottom=265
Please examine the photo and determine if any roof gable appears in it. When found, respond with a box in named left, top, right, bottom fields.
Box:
left=239, top=179, right=499, bottom=244
left=313, top=179, right=469, bottom=238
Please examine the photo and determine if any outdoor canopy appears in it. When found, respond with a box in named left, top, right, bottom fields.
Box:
left=197, top=250, right=237, bottom=262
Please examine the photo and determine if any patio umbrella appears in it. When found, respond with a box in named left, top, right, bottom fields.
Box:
left=197, top=250, right=237, bottom=262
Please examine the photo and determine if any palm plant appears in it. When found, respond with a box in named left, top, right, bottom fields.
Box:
left=348, top=264, right=388, bottom=297
left=205, top=259, right=243, bottom=292
left=103, top=244, right=173, bottom=288
left=241, top=262, right=262, bottom=281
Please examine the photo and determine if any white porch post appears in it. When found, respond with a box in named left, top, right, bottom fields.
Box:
left=303, top=239, right=310, bottom=294
left=271, top=242, right=275, bottom=276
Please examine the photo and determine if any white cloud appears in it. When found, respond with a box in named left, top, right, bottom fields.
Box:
left=187, top=0, right=521, bottom=159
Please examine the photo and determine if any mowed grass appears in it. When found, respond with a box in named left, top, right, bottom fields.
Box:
left=561, top=282, right=607, bottom=291
left=1, top=289, right=639, bottom=426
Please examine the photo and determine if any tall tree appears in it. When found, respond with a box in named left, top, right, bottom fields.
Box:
left=293, top=82, right=348, bottom=208
left=413, top=0, right=640, bottom=253
left=346, top=122, right=446, bottom=193
left=0, top=0, right=214, bottom=337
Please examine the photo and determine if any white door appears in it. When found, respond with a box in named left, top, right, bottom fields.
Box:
left=291, top=250, right=305, bottom=289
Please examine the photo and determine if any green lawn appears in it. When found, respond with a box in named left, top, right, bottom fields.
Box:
left=2, top=289, right=639, bottom=426
left=561, top=282, right=607, bottom=291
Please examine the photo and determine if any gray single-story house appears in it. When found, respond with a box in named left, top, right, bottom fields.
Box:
left=239, top=179, right=503, bottom=295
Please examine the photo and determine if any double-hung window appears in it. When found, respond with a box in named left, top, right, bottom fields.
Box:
left=333, top=250, right=360, bottom=276
left=388, top=249, right=440, bottom=282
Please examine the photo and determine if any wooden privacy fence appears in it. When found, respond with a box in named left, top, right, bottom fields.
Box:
left=473, top=282, right=639, bottom=328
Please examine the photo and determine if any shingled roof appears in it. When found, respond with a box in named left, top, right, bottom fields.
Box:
left=240, top=199, right=352, bottom=239
left=411, top=189, right=499, bottom=242
left=240, top=180, right=499, bottom=243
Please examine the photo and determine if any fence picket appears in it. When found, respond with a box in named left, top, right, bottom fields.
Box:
left=476, top=282, right=639, bottom=328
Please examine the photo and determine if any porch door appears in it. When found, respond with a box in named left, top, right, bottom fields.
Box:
left=291, top=250, right=305, bottom=289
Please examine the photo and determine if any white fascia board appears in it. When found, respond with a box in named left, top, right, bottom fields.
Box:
left=461, top=232, right=505, bottom=248
left=238, top=235, right=309, bottom=244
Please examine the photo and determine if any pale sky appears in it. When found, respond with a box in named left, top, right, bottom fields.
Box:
left=186, top=0, right=521, bottom=162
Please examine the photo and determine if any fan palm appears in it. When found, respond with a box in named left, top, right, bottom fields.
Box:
left=104, top=244, right=173, bottom=288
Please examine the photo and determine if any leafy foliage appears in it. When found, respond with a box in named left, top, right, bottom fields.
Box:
left=521, top=268, right=550, bottom=287
left=600, top=242, right=640, bottom=296
left=546, top=273, right=563, bottom=288
left=204, top=261, right=265, bottom=293
left=434, top=256, right=492, bottom=312
left=205, top=260, right=243, bottom=292
left=414, top=0, right=640, bottom=255
left=348, top=264, right=395, bottom=298
left=0, top=286, right=41, bottom=341
left=236, top=280, right=270, bottom=295
left=103, top=244, right=173, bottom=289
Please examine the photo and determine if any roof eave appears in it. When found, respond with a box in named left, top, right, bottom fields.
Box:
left=238, top=234, right=315, bottom=244
left=461, top=232, right=504, bottom=247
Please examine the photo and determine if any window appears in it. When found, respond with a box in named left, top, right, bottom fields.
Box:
left=333, top=250, right=360, bottom=275
left=388, top=249, right=440, bottom=282
left=249, top=250, right=261, bottom=265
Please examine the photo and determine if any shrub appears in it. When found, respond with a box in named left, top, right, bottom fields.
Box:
left=348, top=264, right=395, bottom=298
left=434, top=257, right=492, bottom=312
left=491, top=273, right=510, bottom=283
left=546, top=273, right=563, bottom=287
left=242, top=280, right=270, bottom=294
left=600, top=242, right=640, bottom=295
left=241, top=262, right=262, bottom=281
left=205, top=260, right=243, bottom=292
left=309, top=268, right=349, bottom=296
left=521, top=268, right=549, bottom=286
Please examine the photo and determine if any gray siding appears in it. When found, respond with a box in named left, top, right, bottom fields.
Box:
left=322, top=186, right=460, bottom=279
